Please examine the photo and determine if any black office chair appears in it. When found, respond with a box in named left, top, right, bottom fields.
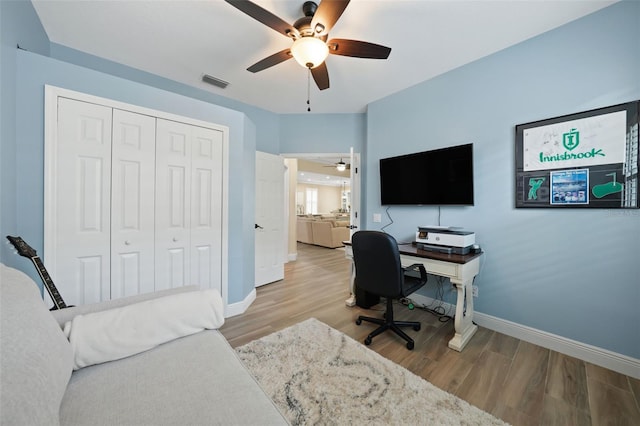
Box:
left=352, top=231, right=428, bottom=350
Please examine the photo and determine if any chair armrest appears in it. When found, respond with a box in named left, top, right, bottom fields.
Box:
left=403, top=263, right=427, bottom=281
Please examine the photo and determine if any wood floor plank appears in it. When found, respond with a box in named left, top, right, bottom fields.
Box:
left=421, top=349, right=475, bottom=394
left=456, top=350, right=513, bottom=414
left=546, top=351, right=589, bottom=411
left=500, top=341, right=549, bottom=420
left=588, top=377, right=640, bottom=426
left=539, top=393, right=591, bottom=426
left=219, top=242, right=640, bottom=426
left=630, top=376, right=640, bottom=412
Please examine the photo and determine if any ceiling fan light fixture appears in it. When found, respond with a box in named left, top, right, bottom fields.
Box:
left=290, top=36, right=329, bottom=69
left=336, top=160, right=346, bottom=172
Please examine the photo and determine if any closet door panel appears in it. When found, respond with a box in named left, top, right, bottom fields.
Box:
left=155, top=119, right=192, bottom=290
left=111, top=109, right=156, bottom=298
left=55, top=98, right=112, bottom=305
left=190, top=127, right=223, bottom=291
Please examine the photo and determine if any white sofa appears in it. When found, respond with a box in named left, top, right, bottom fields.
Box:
left=0, top=263, right=288, bottom=426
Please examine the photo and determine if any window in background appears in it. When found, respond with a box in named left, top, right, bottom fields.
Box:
left=306, top=188, right=318, bottom=214
left=296, top=191, right=305, bottom=214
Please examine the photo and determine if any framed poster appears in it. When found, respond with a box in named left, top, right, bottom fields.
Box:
left=515, top=100, right=639, bottom=208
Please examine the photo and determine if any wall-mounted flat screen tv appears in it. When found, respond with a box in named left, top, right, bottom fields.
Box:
left=380, top=143, right=474, bottom=206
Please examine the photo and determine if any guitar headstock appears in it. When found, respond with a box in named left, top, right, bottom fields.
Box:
left=6, top=236, right=38, bottom=258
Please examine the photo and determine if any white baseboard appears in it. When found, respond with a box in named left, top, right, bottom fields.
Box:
left=225, top=288, right=256, bottom=318
left=409, top=294, right=640, bottom=379
left=288, top=252, right=297, bottom=262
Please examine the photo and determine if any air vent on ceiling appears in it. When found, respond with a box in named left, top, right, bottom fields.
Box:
left=202, top=74, right=229, bottom=89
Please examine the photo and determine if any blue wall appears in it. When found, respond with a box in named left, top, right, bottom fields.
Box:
left=0, top=0, right=50, bottom=269
left=49, top=43, right=283, bottom=154
left=15, top=51, right=256, bottom=304
left=279, top=113, right=366, bottom=154
left=1, top=0, right=638, bottom=360
left=0, top=0, right=358, bottom=305
left=365, top=1, right=640, bottom=358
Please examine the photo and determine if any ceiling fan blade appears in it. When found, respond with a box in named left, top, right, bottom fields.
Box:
left=311, top=62, right=330, bottom=90
left=247, top=49, right=292, bottom=73
left=327, top=38, right=391, bottom=59
left=311, top=0, right=350, bottom=36
left=225, top=0, right=299, bottom=39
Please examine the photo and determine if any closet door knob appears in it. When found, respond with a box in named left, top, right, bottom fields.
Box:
left=124, top=240, right=131, bottom=246
left=172, top=237, right=178, bottom=242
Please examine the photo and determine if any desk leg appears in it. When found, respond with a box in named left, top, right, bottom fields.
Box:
left=448, top=278, right=478, bottom=351
left=345, top=259, right=356, bottom=307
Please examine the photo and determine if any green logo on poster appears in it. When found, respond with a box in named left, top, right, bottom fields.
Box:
left=528, top=177, right=545, bottom=200
left=563, top=128, right=579, bottom=151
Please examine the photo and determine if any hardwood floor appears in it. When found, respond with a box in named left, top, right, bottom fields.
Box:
left=220, top=243, right=640, bottom=426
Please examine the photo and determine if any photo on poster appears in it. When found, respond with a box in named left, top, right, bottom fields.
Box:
left=550, top=169, right=589, bottom=205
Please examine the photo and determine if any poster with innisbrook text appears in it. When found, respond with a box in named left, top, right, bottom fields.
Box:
left=515, top=101, right=639, bottom=209
left=522, top=110, right=626, bottom=172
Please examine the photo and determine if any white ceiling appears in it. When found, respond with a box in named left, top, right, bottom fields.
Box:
left=298, top=170, right=349, bottom=187
left=32, top=0, right=616, bottom=114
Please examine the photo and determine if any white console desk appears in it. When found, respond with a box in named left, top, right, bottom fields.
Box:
left=343, top=242, right=482, bottom=352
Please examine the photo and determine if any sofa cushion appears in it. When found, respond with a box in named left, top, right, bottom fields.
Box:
left=63, top=289, right=225, bottom=369
left=0, top=263, right=73, bottom=426
left=310, top=221, right=349, bottom=248
left=60, top=330, right=288, bottom=425
left=296, top=218, right=315, bottom=244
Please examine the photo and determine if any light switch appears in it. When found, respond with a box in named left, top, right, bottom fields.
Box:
left=373, top=213, right=382, bottom=223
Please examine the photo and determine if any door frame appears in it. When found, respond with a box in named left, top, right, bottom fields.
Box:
left=281, top=151, right=362, bottom=255
left=43, top=85, right=230, bottom=307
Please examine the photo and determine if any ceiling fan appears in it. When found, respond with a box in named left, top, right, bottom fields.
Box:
left=323, top=158, right=349, bottom=171
left=225, top=0, right=391, bottom=91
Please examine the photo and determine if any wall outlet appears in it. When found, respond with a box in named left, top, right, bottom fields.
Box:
left=472, top=285, right=478, bottom=298
left=373, top=213, right=382, bottom=223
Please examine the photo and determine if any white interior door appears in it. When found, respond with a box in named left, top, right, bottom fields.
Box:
left=155, top=119, right=224, bottom=293
left=349, top=147, right=361, bottom=239
left=53, top=98, right=112, bottom=305
left=189, top=125, right=224, bottom=291
left=46, top=86, right=228, bottom=307
left=255, top=151, right=285, bottom=287
left=155, top=119, right=192, bottom=290
left=110, top=109, right=156, bottom=299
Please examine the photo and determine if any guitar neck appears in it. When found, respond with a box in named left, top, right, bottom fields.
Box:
left=31, top=256, right=67, bottom=310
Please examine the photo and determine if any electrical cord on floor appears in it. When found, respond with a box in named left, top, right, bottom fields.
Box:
left=399, top=297, right=453, bottom=323
left=398, top=276, right=454, bottom=322
left=358, top=275, right=456, bottom=322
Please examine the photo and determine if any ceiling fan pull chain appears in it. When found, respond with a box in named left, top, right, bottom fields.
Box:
left=307, top=68, right=311, bottom=112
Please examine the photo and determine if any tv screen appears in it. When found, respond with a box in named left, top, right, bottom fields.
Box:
left=380, top=143, right=474, bottom=205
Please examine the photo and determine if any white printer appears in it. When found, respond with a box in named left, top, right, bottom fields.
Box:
left=415, top=226, right=475, bottom=255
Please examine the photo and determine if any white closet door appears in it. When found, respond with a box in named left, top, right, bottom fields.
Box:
left=110, top=109, right=156, bottom=298
left=55, top=98, right=112, bottom=305
left=155, top=119, right=192, bottom=290
left=190, top=126, right=224, bottom=291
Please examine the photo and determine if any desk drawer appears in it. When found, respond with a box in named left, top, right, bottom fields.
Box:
left=401, top=255, right=458, bottom=279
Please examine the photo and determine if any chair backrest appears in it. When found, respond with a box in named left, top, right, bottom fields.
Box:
left=351, top=231, right=404, bottom=298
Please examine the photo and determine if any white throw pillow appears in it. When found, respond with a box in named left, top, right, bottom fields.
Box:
left=64, top=289, right=224, bottom=369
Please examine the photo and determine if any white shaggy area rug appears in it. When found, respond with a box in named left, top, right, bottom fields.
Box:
left=236, top=318, right=508, bottom=426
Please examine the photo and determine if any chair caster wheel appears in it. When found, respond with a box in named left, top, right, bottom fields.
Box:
left=364, top=337, right=372, bottom=345
left=355, top=318, right=362, bottom=325
left=413, top=324, right=421, bottom=331
left=406, top=341, right=414, bottom=350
